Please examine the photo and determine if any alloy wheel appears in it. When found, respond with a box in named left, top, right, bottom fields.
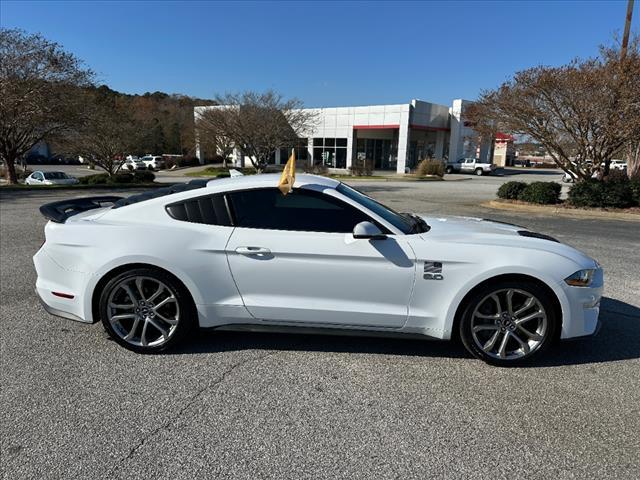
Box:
left=470, top=288, right=548, bottom=360
left=106, top=276, right=180, bottom=347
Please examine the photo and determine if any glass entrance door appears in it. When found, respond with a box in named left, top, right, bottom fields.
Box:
left=356, top=138, right=398, bottom=170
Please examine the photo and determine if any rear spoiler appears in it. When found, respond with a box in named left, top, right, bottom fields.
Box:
left=39, top=196, right=123, bottom=223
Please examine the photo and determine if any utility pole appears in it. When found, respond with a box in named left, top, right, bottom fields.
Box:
left=621, top=0, right=634, bottom=61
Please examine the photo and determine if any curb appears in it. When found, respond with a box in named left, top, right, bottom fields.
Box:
left=482, top=200, right=640, bottom=222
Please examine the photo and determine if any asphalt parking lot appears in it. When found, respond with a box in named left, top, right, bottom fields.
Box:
left=1, top=181, right=639, bottom=479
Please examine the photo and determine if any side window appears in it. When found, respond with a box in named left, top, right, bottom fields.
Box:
left=228, top=188, right=376, bottom=233
left=34, top=172, right=44, bottom=180
left=165, top=194, right=231, bottom=226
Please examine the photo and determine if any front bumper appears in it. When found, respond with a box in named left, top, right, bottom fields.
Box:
left=558, top=268, right=604, bottom=339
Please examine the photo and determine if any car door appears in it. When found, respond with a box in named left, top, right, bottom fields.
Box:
left=225, top=187, right=416, bottom=328
left=461, top=158, right=474, bottom=172
left=31, top=172, right=44, bottom=184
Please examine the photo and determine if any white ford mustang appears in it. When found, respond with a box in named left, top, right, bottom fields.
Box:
left=34, top=174, right=603, bottom=365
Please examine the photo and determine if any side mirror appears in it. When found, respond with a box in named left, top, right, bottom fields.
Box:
left=353, top=221, right=387, bottom=240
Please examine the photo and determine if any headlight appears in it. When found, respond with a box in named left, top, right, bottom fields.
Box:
left=564, top=269, right=595, bottom=287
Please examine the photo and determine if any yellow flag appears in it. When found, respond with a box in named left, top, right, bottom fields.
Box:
left=278, top=149, right=296, bottom=195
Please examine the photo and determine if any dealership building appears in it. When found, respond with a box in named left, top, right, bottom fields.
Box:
left=195, top=98, right=502, bottom=175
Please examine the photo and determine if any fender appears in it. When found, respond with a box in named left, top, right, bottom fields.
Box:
left=81, top=255, right=210, bottom=324
left=441, top=265, right=571, bottom=340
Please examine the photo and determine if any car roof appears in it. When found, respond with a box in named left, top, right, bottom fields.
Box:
left=108, top=174, right=341, bottom=211
left=204, top=173, right=339, bottom=193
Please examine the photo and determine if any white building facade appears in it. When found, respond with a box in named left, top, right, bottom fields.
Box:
left=195, top=98, right=492, bottom=175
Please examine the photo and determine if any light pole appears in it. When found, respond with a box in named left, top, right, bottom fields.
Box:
left=621, top=0, right=635, bottom=61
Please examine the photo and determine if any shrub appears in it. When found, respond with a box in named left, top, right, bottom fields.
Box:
left=79, top=173, right=109, bottom=185
left=416, top=159, right=444, bottom=177
left=78, top=171, right=155, bottom=185
left=350, top=158, right=374, bottom=176
left=567, top=180, right=602, bottom=207
left=132, top=170, right=155, bottom=183
left=518, top=181, right=561, bottom=204
left=568, top=177, right=635, bottom=208
left=601, top=175, right=634, bottom=208
left=303, top=163, right=329, bottom=175
left=630, top=179, right=640, bottom=206
left=177, top=156, right=200, bottom=168
left=112, top=173, right=134, bottom=183
left=497, top=181, right=527, bottom=200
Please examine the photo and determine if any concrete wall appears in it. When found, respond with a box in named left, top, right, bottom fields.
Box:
left=449, top=99, right=492, bottom=163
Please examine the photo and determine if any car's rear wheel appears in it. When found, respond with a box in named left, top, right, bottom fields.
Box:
left=475, top=168, right=484, bottom=176
left=459, top=280, right=558, bottom=366
left=99, top=267, right=195, bottom=353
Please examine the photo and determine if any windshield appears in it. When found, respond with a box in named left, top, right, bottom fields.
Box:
left=336, top=183, right=417, bottom=234
left=43, top=172, right=69, bottom=179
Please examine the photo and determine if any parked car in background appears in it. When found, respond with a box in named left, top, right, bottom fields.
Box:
left=25, top=171, right=80, bottom=186
left=140, top=155, right=165, bottom=170
left=445, top=158, right=497, bottom=176
left=610, top=160, right=627, bottom=171
left=121, top=158, right=147, bottom=171
left=562, top=164, right=609, bottom=183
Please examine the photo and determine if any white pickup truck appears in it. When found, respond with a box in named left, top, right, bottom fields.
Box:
left=445, top=158, right=497, bottom=176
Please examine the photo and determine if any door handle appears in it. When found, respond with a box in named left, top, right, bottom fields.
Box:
left=235, top=246, right=272, bottom=255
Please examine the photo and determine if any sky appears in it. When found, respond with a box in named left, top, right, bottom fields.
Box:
left=0, top=0, right=636, bottom=107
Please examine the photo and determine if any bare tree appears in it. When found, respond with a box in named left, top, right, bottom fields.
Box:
left=196, top=90, right=317, bottom=172
left=627, top=141, right=640, bottom=178
left=0, top=29, right=94, bottom=183
left=215, top=135, right=235, bottom=168
left=60, top=94, right=140, bottom=176
left=467, top=38, right=640, bottom=181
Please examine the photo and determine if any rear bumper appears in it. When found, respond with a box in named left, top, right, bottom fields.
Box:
left=33, top=247, right=93, bottom=323
left=35, top=288, right=84, bottom=322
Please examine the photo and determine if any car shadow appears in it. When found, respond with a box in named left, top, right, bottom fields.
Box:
left=171, top=297, right=639, bottom=367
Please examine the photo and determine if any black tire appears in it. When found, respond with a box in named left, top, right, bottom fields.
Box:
left=475, top=168, right=484, bottom=176
left=445, top=166, right=454, bottom=174
left=459, top=279, right=559, bottom=366
left=99, top=267, right=196, bottom=353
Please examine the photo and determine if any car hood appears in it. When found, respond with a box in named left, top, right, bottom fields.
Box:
left=421, top=215, right=524, bottom=237
left=417, top=215, right=597, bottom=267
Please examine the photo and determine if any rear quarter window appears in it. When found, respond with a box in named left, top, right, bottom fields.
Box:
left=165, top=194, right=231, bottom=226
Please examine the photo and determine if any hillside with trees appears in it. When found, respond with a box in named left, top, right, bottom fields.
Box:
left=91, top=86, right=216, bottom=157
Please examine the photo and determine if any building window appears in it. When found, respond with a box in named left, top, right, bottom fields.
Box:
left=279, top=139, right=308, bottom=164
left=312, top=138, right=347, bottom=168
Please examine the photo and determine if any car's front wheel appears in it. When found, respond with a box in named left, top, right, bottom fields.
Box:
left=459, top=280, right=558, bottom=366
left=99, top=267, right=195, bottom=353
left=445, top=166, right=454, bottom=174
